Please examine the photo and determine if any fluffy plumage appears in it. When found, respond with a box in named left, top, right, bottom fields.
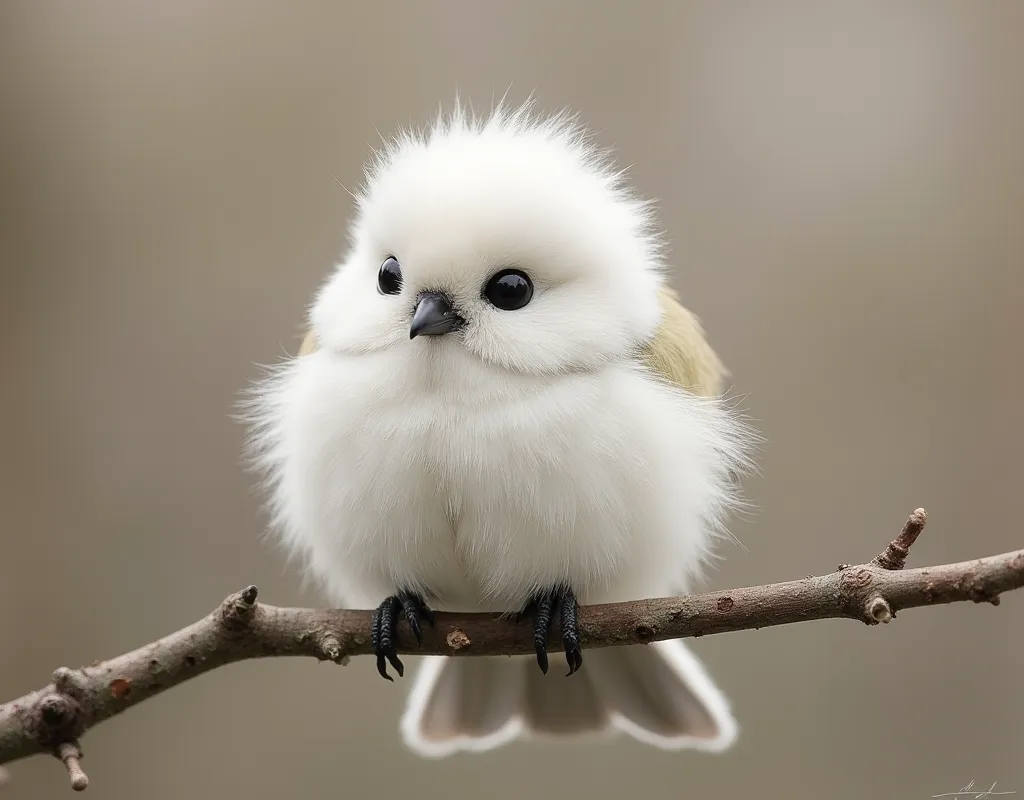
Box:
left=243, top=100, right=757, bottom=758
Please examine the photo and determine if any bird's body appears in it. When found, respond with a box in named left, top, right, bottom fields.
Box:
left=245, top=101, right=756, bottom=758
left=277, top=305, right=724, bottom=612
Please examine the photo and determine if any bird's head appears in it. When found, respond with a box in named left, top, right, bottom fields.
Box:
left=311, top=101, right=667, bottom=378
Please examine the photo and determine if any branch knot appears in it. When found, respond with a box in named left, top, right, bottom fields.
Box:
left=34, top=692, right=85, bottom=747
left=219, top=585, right=260, bottom=634
left=51, top=668, right=85, bottom=701
left=316, top=632, right=348, bottom=664
left=866, top=596, right=893, bottom=623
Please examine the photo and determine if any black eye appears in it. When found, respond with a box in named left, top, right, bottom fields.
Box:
left=377, top=256, right=403, bottom=295
left=483, top=269, right=533, bottom=311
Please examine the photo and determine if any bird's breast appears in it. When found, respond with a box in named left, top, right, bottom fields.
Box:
left=285, top=352, right=693, bottom=611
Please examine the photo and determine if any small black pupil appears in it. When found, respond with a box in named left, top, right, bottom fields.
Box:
left=378, top=258, right=402, bottom=295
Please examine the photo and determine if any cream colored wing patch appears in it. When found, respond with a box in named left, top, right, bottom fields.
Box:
left=297, top=329, right=318, bottom=357
left=641, top=287, right=728, bottom=398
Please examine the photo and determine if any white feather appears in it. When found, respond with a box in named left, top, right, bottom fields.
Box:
left=242, top=99, right=757, bottom=756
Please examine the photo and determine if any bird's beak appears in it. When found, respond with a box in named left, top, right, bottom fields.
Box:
left=409, top=291, right=462, bottom=339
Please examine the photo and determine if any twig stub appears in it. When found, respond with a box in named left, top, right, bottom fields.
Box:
left=873, top=508, right=928, bottom=570
left=57, top=742, right=88, bottom=792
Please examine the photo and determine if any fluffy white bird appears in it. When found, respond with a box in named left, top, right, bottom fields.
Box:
left=243, top=100, right=757, bottom=758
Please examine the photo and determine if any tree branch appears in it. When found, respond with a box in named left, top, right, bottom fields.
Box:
left=2, top=509, right=1021, bottom=791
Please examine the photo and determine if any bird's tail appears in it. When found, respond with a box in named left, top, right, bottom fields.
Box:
left=399, top=639, right=738, bottom=758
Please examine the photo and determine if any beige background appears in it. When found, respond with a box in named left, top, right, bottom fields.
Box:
left=2, top=2, right=1022, bottom=798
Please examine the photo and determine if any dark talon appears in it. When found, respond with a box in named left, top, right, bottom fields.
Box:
left=371, top=591, right=434, bottom=680
left=398, top=591, right=435, bottom=644
left=401, top=602, right=421, bottom=643
left=532, top=593, right=554, bottom=674
left=370, top=603, right=390, bottom=681
left=371, top=596, right=401, bottom=680
left=559, top=591, right=582, bottom=676
left=520, top=586, right=583, bottom=676
left=417, top=598, right=437, bottom=627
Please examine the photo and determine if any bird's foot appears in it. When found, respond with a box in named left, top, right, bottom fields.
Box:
left=518, top=585, right=582, bottom=677
left=371, top=591, right=435, bottom=681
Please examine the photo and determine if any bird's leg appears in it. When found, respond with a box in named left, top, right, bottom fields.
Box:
left=519, top=585, right=583, bottom=677
left=371, top=590, right=435, bottom=681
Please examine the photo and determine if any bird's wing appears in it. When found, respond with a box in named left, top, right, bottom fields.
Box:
left=640, top=286, right=728, bottom=398
left=297, top=329, right=318, bottom=357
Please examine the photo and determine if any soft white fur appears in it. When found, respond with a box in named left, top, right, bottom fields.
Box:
left=243, top=100, right=756, bottom=758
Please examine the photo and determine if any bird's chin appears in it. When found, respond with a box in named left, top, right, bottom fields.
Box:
left=412, top=331, right=464, bottom=353
left=406, top=330, right=559, bottom=385
left=407, top=331, right=468, bottom=364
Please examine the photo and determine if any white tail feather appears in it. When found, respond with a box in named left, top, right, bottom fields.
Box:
left=400, top=640, right=737, bottom=757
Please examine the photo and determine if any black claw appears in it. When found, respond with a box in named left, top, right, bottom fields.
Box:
left=531, top=593, right=554, bottom=674
left=417, top=596, right=437, bottom=626
left=520, top=586, right=583, bottom=677
left=560, top=591, right=583, bottom=676
left=387, top=650, right=404, bottom=678
left=398, top=591, right=435, bottom=644
left=370, top=604, right=388, bottom=681
left=371, top=596, right=401, bottom=681
left=370, top=591, right=434, bottom=681
left=401, top=604, right=421, bottom=643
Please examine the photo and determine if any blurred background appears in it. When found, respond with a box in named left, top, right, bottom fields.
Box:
left=2, top=1, right=1022, bottom=798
